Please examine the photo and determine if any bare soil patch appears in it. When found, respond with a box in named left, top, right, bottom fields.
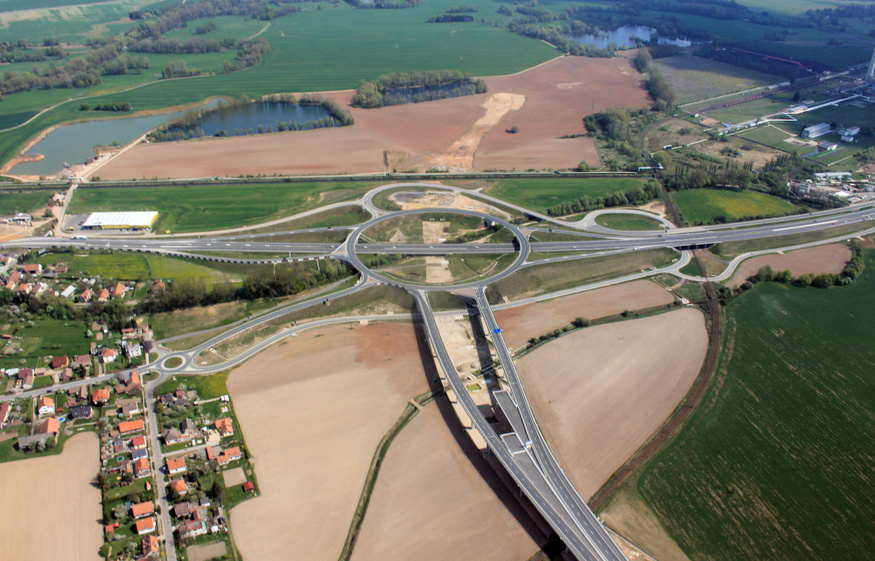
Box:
left=637, top=200, right=667, bottom=218
left=226, top=323, right=431, bottom=561
left=516, top=308, right=707, bottom=499
left=601, top=489, right=691, bottom=561
left=222, top=466, right=247, bottom=487
left=727, top=243, right=851, bottom=289
left=391, top=190, right=511, bottom=220
left=351, top=404, right=539, bottom=561
left=98, top=57, right=648, bottom=179
left=186, top=541, right=227, bottom=561
left=0, top=432, right=101, bottom=561
left=495, top=280, right=674, bottom=349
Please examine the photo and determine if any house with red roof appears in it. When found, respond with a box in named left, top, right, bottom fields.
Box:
left=166, top=457, right=186, bottom=475
left=51, top=355, right=69, bottom=370
left=133, top=457, right=150, bottom=479
left=118, top=419, right=145, bottom=434
left=135, top=516, right=156, bottom=535
left=37, top=396, right=55, bottom=416
left=141, top=534, right=160, bottom=558
left=36, top=417, right=59, bottom=435
left=0, top=402, right=11, bottom=427
left=131, top=501, right=155, bottom=519
left=92, top=388, right=110, bottom=405
left=243, top=481, right=255, bottom=493
left=214, top=417, right=234, bottom=437
left=111, top=283, right=126, bottom=299
left=100, top=348, right=117, bottom=364
left=169, top=478, right=188, bottom=496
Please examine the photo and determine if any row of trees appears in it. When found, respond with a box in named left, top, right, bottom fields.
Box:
left=343, top=0, right=420, bottom=8
left=427, top=14, right=474, bottom=23
left=545, top=181, right=661, bottom=217
left=635, top=47, right=674, bottom=109
left=140, top=261, right=351, bottom=313
left=352, top=70, right=486, bottom=108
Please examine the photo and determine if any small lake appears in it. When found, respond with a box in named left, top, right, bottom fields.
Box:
left=11, top=99, right=222, bottom=177
left=176, top=102, right=334, bottom=137
left=565, top=25, right=692, bottom=49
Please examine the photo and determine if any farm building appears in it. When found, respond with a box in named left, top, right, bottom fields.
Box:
left=818, top=141, right=839, bottom=151
left=81, top=211, right=158, bottom=230
left=801, top=123, right=831, bottom=139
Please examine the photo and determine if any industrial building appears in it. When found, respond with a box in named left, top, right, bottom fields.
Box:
left=801, top=122, right=831, bottom=139
left=81, top=211, right=159, bottom=230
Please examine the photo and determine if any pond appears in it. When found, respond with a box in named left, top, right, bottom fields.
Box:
left=171, top=101, right=335, bottom=137
left=10, top=99, right=222, bottom=177
left=565, top=25, right=692, bottom=50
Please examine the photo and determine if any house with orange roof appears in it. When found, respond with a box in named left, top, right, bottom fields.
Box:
left=166, top=457, right=186, bottom=475
left=111, top=283, right=126, bottom=299
left=37, top=396, right=55, bottom=416
left=101, top=348, right=117, bottom=363
left=3, top=279, right=15, bottom=291
left=142, top=534, right=160, bottom=557
left=214, top=417, right=234, bottom=437
left=0, top=402, right=10, bottom=427
left=36, top=417, right=59, bottom=435
left=118, top=419, right=145, bottom=434
left=79, top=288, right=93, bottom=303
left=8, top=271, right=21, bottom=284
left=97, top=288, right=110, bottom=303
left=131, top=435, right=147, bottom=450
left=133, top=457, right=150, bottom=479
left=135, top=516, right=156, bottom=535
left=92, top=388, right=110, bottom=404
left=104, top=522, right=119, bottom=535
left=131, top=501, right=155, bottom=519
left=217, top=446, right=243, bottom=466
left=23, top=264, right=42, bottom=275
left=169, top=478, right=188, bottom=496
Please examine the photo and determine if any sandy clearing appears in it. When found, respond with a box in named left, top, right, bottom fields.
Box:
left=0, top=432, right=101, bottom=561
left=516, top=308, right=707, bottom=499
left=495, top=280, right=675, bottom=350
left=727, top=243, right=851, bottom=289
left=222, top=466, right=247, bottom=487
left=435, top=315, right=490, bottom=375
left=601, top=490, right=691, bottom=561
left=391, top=190, right=512, bottom=220
left=226, top=323, right=431, bottom=561
left=428, top=92, right=526, bottom=171
left=186, top=541, right=227, bottom=561
left=95, top=57, right=649, bottom=179
left=350, top=403, right=540, bottom=561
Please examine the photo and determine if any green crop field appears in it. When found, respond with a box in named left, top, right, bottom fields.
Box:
left=734, top=0, right=845, bottom=15
left=0, top=0, right=130, bottom=11
left=652, top=56, right=782, bottom=105
left=736, top=125, right=812, bottom=155
left=594, top=213, right=664, bottom=231
left=31, top=251, right=241, bottom=284
left=0, top=318, right=91, bottom=368
left=0, top=0, right=556, bottom=168
left=635, top=253, right=875, bottom=560
left=485, top=178, right=648, bottom=211
left=0, top=190, right=51, bottom=213
left=672, top=189, right=800, bottom=225
left=67, top=181, right=377, bottom=232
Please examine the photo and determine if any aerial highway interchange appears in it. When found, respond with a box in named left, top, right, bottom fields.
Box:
left=3, top=181, right=874, bottom=561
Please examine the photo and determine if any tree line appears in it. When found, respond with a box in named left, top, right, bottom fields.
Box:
left=635, top=48, right=674, bottom=109
left=343, top=0, right=420, bottom=9
left=352, top=70, right=486, bottom=108
left=545, top=181, right=661, bottom=217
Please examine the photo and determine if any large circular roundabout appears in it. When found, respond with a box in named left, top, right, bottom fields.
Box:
left=345, top=208, right=530, bottom=290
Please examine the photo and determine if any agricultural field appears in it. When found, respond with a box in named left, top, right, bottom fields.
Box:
left=0, top=0, right=557, bottom=169
left=0, top=432, right=102, bottom=561
left=652, top=56, right=782, bottom=105
left=0, top=318, right=91, bottom=369
left=485, top=178, right=648, bottom=212
left=67, top=181, right=377, bottom=233
left=734, top=0, right=847, bottom=15
left=0, top=190, right=50, bottom=214
left=735, top=125, right=813, bottom=155
left=634, top=251, right=875, bottom=560
left=672, top=189, right=800, bottom=225
left=30, top=251, right=241, bottom=285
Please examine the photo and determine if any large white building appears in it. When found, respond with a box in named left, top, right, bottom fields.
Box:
left=801, top=123, right=831, bottom=139
left=81, top=211, right=158, bottom=230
